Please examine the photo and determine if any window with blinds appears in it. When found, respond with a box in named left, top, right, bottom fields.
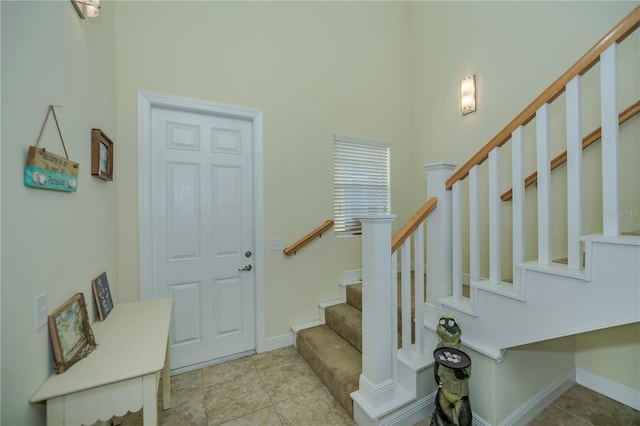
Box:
left=334, top=135, right=391, bottom=236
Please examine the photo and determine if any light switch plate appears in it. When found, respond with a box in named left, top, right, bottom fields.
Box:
left=270, top=238, right=282, bottom=251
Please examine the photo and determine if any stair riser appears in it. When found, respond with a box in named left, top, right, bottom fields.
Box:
left=325, top=304, right=362, bottom=353
left=346, top=284, right=362, bottom=311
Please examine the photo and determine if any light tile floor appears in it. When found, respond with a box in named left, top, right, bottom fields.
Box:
left=121, top=346, right=354, bottom=426
left=121, top=346, right=639, bottom=426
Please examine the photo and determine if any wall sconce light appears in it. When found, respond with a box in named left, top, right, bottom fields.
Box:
left=71, top=0, right=100, bottom=19
left=460, top=75, right=476, bottom=115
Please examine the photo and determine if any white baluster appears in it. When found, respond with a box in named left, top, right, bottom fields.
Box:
left=536, top=103, right=552, bottom=264
left=512, top=126, right=525, bottom=285
left=401, top=239, right=412, bottom=353
left=452, top=181, right=463, bottom=299
left=391, top=250, right=399, bottom=383
left=413, top=223, right=425, bottom=356
left=601, top=43, right=620, bottom=237
left=566, top=76, right=583, bottom=269
left=489, top=147, right=501, bottom=283
left=469, top=165, right=480, bottom=284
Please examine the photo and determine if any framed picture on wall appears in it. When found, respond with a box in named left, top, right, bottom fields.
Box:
left=48, top=293, right=97, bottom=373
left=91, top=128, right=113, bottom=181
left=91, top=271, right=114, bottom=321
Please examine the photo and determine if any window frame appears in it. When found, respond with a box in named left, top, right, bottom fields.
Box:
left=333, top=134, right=391, bottom=236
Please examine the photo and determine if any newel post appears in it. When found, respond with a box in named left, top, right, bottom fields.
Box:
left=424, top=162, right=456, bottom=306
left=354, top=214, right=397, bottom=411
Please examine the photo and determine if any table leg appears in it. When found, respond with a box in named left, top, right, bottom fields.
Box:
left=142, top=374, right=158, bottom=425
left=163, top=339, right=171, bottom=410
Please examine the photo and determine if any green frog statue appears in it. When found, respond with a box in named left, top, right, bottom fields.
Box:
left=431, top=315, right=472, bottom=426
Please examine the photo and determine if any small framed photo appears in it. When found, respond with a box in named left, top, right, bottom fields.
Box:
left=91, top=128, right=113, bottom=181
left=48, top=293, right=97, bottom=374
left=91, top=271, right=114, bottom=321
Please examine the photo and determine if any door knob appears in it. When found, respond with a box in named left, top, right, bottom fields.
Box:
left=238, top=264, right=252, bottom=272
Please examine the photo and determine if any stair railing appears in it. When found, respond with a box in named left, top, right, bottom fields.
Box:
left=283, top=220, right=334, bottom=256
left=438, top=6, right=640, bottom=310
left=501, top=100, right=640, bottom=202
left=391, top=197, right=437, bottom=355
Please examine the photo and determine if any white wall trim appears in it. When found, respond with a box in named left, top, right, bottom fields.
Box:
left=264, top=333, right=294, bottom=352
left=137, top=91, right=266, bottom=352
left=472, top=413, right=491, bottom=426
left=576, top=367, right=640, bottom=410
left=499, top=369, right=575, bottom=426
left=381, top=392, right=435, bottom=425
left=341, top=269, right=362, bottom=285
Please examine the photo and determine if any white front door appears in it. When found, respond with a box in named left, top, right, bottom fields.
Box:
left=149, top=104, right=255, bottom=370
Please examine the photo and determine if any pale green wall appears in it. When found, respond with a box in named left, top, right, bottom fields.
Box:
left=576, top=323, right=640, bottom=391
left=464, top=341, right=574, bottom=424
left=1, top=1, right=117, bottom=424
left=496, top=337, right=576, bottom=423
left=113, top=1, right=416, bottom=337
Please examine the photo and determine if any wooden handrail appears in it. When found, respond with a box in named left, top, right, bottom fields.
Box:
left=391, top=197, right=438, bottom=253
left=445, top=5, right=640, bottom=191
left=501, top=100, right=640, bottom=201
left=283, top=220, right=334, bottom=256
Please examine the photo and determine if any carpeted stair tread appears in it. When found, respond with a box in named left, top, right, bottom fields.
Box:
left=296, top=325, right=361, bottom=416
left=325, top=303, right=362, bottom=352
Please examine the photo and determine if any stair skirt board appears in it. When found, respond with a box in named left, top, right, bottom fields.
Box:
left=436, top=237, right=640, bottom=352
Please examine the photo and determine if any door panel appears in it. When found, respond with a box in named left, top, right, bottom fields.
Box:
left=150, top=106, right=255, bottom=370
left=167, top=162, right=200, bottom=261
left=170, top=281, right=201, bottom=346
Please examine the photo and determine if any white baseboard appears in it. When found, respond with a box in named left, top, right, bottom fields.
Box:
left=472, top=413, right=491, bottom=426
left=263, top=332, right=294, bottom=352
left=499, top=369, right=575, bottom=426
left=340, top=265, right=427, bottom=286
left=170, top=349, right=256, bottom=376
left=381, top=392, right=435, bottom=426
left=576, top=367, right=640, bottom=410
left=341, top=269, right=362, bottom=285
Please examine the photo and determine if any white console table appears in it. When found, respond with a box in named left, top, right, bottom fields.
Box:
left=31, top=298, right=173, bottom=426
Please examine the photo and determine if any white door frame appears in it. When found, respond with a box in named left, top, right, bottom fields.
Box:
left=138, top=91, right=266, bottom=353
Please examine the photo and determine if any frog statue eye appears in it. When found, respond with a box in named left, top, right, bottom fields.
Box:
left=439, top=318, right=446, bottom=326
left=448, top=319, right=456, bottom=328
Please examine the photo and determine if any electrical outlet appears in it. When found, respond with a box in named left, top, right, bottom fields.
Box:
left=35, top=292, right=48, bottom=331
left=270, top=238, right=282, bottom=251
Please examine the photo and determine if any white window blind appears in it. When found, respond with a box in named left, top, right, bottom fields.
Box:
left=334, top=135, right=390, bottom=235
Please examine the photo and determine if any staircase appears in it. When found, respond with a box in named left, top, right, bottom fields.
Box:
left=296, top=278, right=421, bottom=416
left=295, top=284, right=363, bottom=416
left=293, top=6, right=640, bottom=425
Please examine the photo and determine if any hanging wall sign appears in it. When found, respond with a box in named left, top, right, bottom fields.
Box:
left=24, top=106, right=79, bottom=192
